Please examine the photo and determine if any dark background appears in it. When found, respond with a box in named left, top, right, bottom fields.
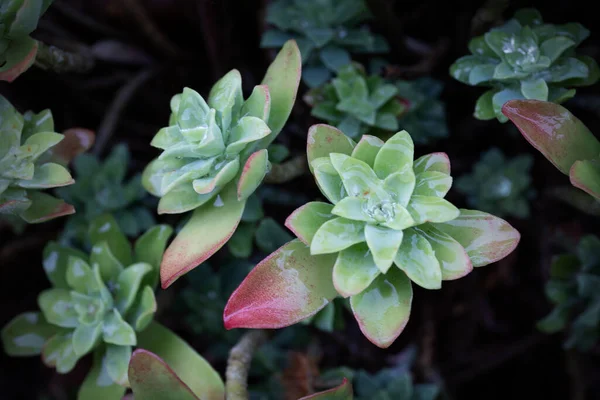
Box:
left=1, top=0, right=599, bottom=399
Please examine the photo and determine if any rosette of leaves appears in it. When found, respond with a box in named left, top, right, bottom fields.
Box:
left=537, top=235, right=600, bottom=351
left=56, top=144, right=155, bottom=246
left=261, top=0, right=389, bottom=88
left=0, top=95, right=94, bottom=229
left=450, top=8, right=599, bottom=122
left=455, top=148, right=534, bottom=218
left=503, top=100, right=600, bottom=201
left=224, top=125, right=521, bottom=348
left=395, top=78, right=449, bottom=145
left=141, top=40, right=301, bottom=288
left=304, top=63, right=404, bottom=139
left=0, top=0, right=52, bottom=81
left=1, top=214, right=180, bottom=399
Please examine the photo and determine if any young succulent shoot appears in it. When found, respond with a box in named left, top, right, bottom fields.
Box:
left=0, top=95, right=94, bottom=229
left=261, top=0, right=389, bottom=88
left=1, top=215, right=180, bottom=399
left=537, top=235, right=600, bottom=351
left=450, top=8, right=600, bottom=122
left=56, top=143, right=156, bottom=246
left=304, top=63, right=405, bottom=139
left=0, top=0, right=53, bottom=81
left=503, top=100, right=600, bottom=200
left=142, top=40, right=301, bottom=288
left=455, top=148, right=535, bottom=219
left=224, top=125, right=521, bottom=348
left=395, top=78, right=449, bottom=145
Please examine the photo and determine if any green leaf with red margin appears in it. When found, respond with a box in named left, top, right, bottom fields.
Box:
left=20, top=192, right=75, bottom=223
left=48, top=128, right=96, bottom=166
left=570, top=158, right=600, bottom=200
left=160, top=182, right=245, bottom=288
left=129, top=350, right=200, bottom=400
left=349, top=268, right=413, bottom=348
left=285, top=202, right=335, bottom=245
left=78, top=349, right=127, bottom=400
left=237, top=149, right=269, bottom=201
left=224, top=239, right=338, bottom=329
left=136, top=322, right=224, bottom=400
left=299, top=378, right=353, bottom=399
left=307, top=124, right=355, bottom=173
left=432, top=209, right=521, bottom=267
left=256, top=39, right=302, bottom=149
left=413, top=152, right=451, bottom=175
left=502, top=100, right=600, bottom=175
left=0, top=37, right=38, bottom=82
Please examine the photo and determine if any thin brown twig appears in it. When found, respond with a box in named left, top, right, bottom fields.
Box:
left=123, top=0, right=180, bottom=57
left=263, top=155, right=307, bottom=184
left=226, top=330, right=268, bottom=400
left=35, top=41, right=95, bottom=74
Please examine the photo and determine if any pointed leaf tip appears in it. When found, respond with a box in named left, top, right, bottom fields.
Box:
left=299, top=378, right=353, bottom=399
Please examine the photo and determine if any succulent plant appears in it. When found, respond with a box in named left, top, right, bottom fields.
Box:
left=455, top=148, right=535, bottom=218
left=395, top=77, right=449, bottom=145
left=0, top=0, right=52, bottom=81
left=304, top=63, right=405, bottom=139
left=1, top=214, right=180, bottom=399
left=261, top=0, right=389, bottom=88
left=141, top=40, right=301, bottom=288
left=538, top=235, right=600, bottom=351
left=450, top=8, right=599, bottom=122
left=0, top=95, right=94, bottom=229
left=224, top=125, right=521, bottom=348
left=56, top=143, right=156, bottom=246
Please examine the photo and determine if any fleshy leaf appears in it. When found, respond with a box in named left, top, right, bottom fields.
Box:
left=364, top=224, right=403, bottom=273
left=395, top=228, right=442, bottom=289
left=351, top=135, right=384, bottom=167
left=89, top=214, right=133, bottom=266
left=114, top=263, right=152, bottom=314
left=49, top=128, right=96, bottom=166
left=241, top=85, right=271, bottom=121
left=415, top=225, right=473, bottom=280
left=333, top=244, right=380, bottom=297
left=78, top=349, right=127, bottom=400
left=350, top=268, right=413, bottom=348
left=432, top=209, right=521, bottom=267
left=299, top=378, right=353, bottom=399
left=311, top=217, right=366, bottom=255
left=42, top=242, right=88, bottom=289
left=373, top=130, right=414, bottom=178
left=570, top=159, right=600, bottom=200
left=407, top=196, right=460, bottom=224
left=102, top=309, right=136, bottom=346
left=105, top=344, right=132, bottom=385
left=237, top=149, right=270, bottom=201
left=224, top=239, right=337, bottom=329
left=67, top=256, right=99, bottom=294
left=127, top=286, right=157, bottom=331
left=285, top=202, right=335, bottom=245
left=413, top=171, right=452, bottom=198
left=0, top=37, right=38, bottom=82
left=90, top=242, right=124, bottom=288
left=1, top=312, right=57, bottom=356
left=42, top=333, right=80, bottom=373
left=307, top=124, right=355, bottom=173
left=134, top=225, right=174, bottom=288
left=160, top=183, right=244, bottom=288
left=413, top=152, right=451, bottom=175
left=20, top=192, right=75, bottom=223
left=38, top=289, right=78, bottom=328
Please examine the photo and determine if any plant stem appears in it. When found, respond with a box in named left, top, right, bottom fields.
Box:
left=226, top=330, right=268, bottom=400
left=34, top=41, right=95, bottom=73
left=263, top=155, right=306, bottom=184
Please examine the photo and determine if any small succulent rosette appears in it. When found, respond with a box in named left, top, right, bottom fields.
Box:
left=503, top=100, right=600, bottom=201
left=0, top=0, right=52, bottom=81
left=261, top=0, right=389, bottom=88
left=0, top=95, right=94, bottom=229
left=450, top=8, right=599, bottom=122
left=224, top=125, right=520, bottom=348
left=142, top=40, right=301, bottom=288
left=537, top=235, right=600, bottom=351
left=0, top=215, right=188, bottom=399
left=57, top=143, right=155, bottom=245
left=455, top=148, right=535, bottom=218
left=304, top=63, right=404, bottom=139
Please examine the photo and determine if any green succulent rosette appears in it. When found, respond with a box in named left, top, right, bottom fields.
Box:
left=224, top=125, right=521, bottom=348
left=304, top=63, right=404, bottom=139
left=57, top=144, right=156, bottom=245
left=450, top=8, right=600, bottom=122
left=455, top=148, right=535, bottom=218
left=538, top=235, right=600, bottom=351
left=0, top=0, right=52, bottom=81
left=261, top=0, right=389, bottom=88
left=0, top=95, right=81, bottom=228
left=1, top=215, right=176, bottom=398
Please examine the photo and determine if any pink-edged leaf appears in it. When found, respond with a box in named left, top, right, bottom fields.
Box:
left=413, top=152, right=451, bottom=175
left=299, top=378, right=353, bottom=399
left=161, top=183, right=245, bottom=288
left=256, top=39, right=302, bottom=148
left=415, top=225, right=473, bottom=280
left=224, top=239, right=337, bottom=329
left=129, top=350, right=200, bottom=400
left=136, top=322, right=224, bottom=400
left=284, top=201, right=334, bottom=245
left=237, top=149, right=269, bottom=201
left=307, top=124, right=355, bottom=173
left=0, top=198, right=31, bottom=214
left=78, top=349, right=127, bottom=400
left=432, top=209, right=521, bottom=267
left=20, top=192, right=75, bottom=223
left=570, top=159, right=600, bottom=200
left=0, top=37, right=38, bottom=82
left=49, top=128, right=96, bottom=166
left=349, top=268, right=413, bottom=348
left=502, top=100, right=600, bottom=175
